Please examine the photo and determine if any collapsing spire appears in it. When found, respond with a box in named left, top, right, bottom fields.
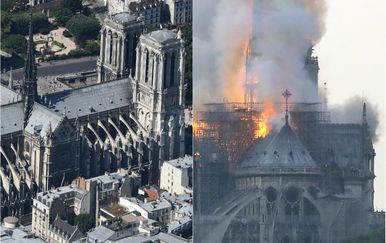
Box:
left=282, top=89, right=291, bottom=124
left=23, top=10, right=38, bottom=127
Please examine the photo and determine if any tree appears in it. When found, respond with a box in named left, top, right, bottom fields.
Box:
left=60, top=0, right=83, bottom=13
left=66, top=14, right=100, bottom=46
left=2, top=34, right=27, bottom=56
left=74, top=214, right=94, bottom=233
left=51, top=8, right=73, bottom=26
left=10, top=12, right=50, bottom=35
left=1, top=0, right=28, bottom=12
left=84, top=40, right=100, bottom=55
left=1, top=11, right=11, bottom=35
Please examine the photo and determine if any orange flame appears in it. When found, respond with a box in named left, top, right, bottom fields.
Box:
left=255, top=101, right=276, bottom=139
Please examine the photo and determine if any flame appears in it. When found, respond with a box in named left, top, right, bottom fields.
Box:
left=255, top=101, right=276, bottom=139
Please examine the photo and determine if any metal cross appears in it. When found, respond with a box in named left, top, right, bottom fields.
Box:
left=282, top=89, right=291, bottom=124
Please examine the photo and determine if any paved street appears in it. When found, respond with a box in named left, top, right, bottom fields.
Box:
left=9, top=56, right=98, bottom=80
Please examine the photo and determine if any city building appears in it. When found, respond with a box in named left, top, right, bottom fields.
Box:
left=164, top=0, right=192, bottom=25
left=119, top=197, right=172, bottom=223
left=32, top=185, right=90, bottom=240
left=128, top=0, right=163, bottom=28
left=160, top=156, right=192, bottom=194
left=47, top=216, right=85, bottom=243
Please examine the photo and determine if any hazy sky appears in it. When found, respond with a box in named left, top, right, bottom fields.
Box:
left=314, top=0, right=385, bottom=209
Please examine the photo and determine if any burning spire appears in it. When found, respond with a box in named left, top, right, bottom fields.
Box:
left=282, top=89, right=292, bottom=124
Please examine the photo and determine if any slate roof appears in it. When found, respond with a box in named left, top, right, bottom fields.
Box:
left=110, top=12, right=138, bottom=26
left=240, top=122, right=317, bottom=168
left=52, top=218, right=77, bottom=238
left=88, top=225, right=115, bottom=242
left=25, top=103, right=63, bottom=139
left=44, top=78, right=132, bottom=119
left=144, top=30, right=178, bottom=44
left=128, top=0, right=161, bottom=12
left=1, top=102, right=24, bottom=136
left=1, top=85, right=22, bottom=105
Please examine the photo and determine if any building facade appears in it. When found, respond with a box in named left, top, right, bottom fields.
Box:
left=1, top=15, right=187, bottom=222
left=160, top=156, right=192, bottom=194
left=97, top=12, right=144, bottom=83
left=164, top=0, right=192, bottom=25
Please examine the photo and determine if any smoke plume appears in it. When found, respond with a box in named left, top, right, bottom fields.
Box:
left=329, top=96, right=380, bottom=142
left=194, top=0, right=327, bottom=107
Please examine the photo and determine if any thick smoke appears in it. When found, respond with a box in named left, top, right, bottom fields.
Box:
left=329, top=96, right=380, bottom=142
left=194, top=0, right=250, bottom=106
left=194, top=0, right=327, bottom=107
left=249, top=0, right=326, bottom=102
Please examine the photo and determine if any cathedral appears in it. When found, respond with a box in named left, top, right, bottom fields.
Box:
left=0, top=12, right=186, bottom=220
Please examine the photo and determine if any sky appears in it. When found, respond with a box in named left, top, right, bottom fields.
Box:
left=314, top=0, right=385, bottom=209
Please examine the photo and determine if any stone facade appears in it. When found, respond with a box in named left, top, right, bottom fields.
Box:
left=97, top=12, right=144, bottom=83
left=1, top=17, right=187, bottom=222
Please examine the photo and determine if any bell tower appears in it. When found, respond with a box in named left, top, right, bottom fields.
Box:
left=97, top=12, right=144, bottom=83
left=132, top=29, right=186, bottom=159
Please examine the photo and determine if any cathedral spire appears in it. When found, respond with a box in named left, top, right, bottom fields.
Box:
left=282, top=89, right=291, bottom=125
left=362, top=102, right=367, bottom=124
left=23, top=9, right=38, bottom=127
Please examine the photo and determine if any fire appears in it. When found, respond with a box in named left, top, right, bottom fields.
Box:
left=255, top=101, right=276, bottom=139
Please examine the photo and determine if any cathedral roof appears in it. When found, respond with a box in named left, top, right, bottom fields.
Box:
left=145, top=29, right=178, bottom=44
left=25, top=103, right=63, bottom=139
left=1, top=101, right=24, bottom=136
left=1, top=85, right=22, bottom=105
left=239, top=121, right=317, bottom=168
left=110, top=12, right=138, bottom=26
left=44, top=78, right=132, bottom=120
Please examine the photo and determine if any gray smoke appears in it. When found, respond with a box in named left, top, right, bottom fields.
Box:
left=249, top=0, right=326, bottom=102
left=329, top=96, right=380, bottom=142
left=194, top=0, right=327, bottom=107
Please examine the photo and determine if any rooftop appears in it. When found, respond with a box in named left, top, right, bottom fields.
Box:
left=144, top=29, right=179, bottom=44
left=122, top=197, right=172, bottom=213
left=1, top=85, right=21, bottom=105
left=239, top=122, right=317, bottom=168
left=165, top=156, right=193, bottom=169
left=44, top=78, right=132, bottom=120
left=24, top=103, right=63, bottom=139
left=1, top=101, right=24, bottom=136
left=35, top=185, right=88, bottom=206
left=109, top=12, right=138, bottom=26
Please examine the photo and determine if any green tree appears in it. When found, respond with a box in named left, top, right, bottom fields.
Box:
left=1, top=0, right=28, bottom=12
left=51, top=8, right=73, bottom=26
left=10, top=12, right=50, bottom=35
left=60, top=0, right=83, bottom=13
left=1, top=11, right=12, bottom=35
left=66, top=14, right=100, bottom=46
left=84, top=40, right=100, bottom=55
left=74, top=214, right=94, bottom=233
left=2, top=34, right=27, bottom=56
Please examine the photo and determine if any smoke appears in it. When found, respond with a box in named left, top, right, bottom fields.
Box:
left=329, top=96, right=380, bottom=142
left=194, top=0, right=250, bottom=106
left=249, top=0, right=326, bottom=102
left=194, top=0, right=327, bottom=107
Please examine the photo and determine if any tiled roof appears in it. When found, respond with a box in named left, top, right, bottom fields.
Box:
left=144, top=29, right=178, bottom=44
left=1, top=101, right=24, bottom=136
left=240, top=122, right=317, bottom=168
left=44, top=78, right=132, bottom=119
left=24, top=103, right=63, bottom=139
